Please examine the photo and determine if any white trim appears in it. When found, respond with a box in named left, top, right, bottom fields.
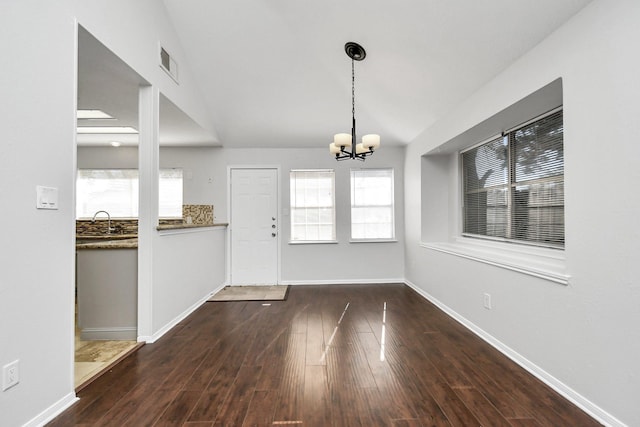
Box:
left=279, top=278, right=405, bottom=286
left=138, top=284, right=225, bottom=343
left=420, top=240, right=569, bottom=285
left=23, top=392, right=78, bottom=427
left=404, top=280, right=625, bottom=427
left=349, top=238, right=398, bottom=243
left=158, top=225, right=226, bottom=236
left=288, top=240, right=338, bottom=245
left=80, top=327, right=137, bottom=341
left=503, top=105, right=563, bottom=135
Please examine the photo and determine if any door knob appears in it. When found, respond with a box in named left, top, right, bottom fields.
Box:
left=272, top=224, right=276, bottom=228
left=272, top=217, right=276, bottom=221
left=272, top=232, right=277, bottom=237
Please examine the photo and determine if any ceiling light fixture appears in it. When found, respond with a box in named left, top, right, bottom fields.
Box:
left=330, top=42, right=380, bottom=161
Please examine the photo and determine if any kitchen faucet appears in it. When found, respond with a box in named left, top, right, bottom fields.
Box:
left=91, top=210, right=114, bottom=234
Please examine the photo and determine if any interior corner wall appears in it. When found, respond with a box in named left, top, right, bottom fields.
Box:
left=404, top=0, right=640, bottom=425
left=0, top=2, right=77, bottom=426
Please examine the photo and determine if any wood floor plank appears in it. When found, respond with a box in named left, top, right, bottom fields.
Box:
left=302, top=365, right=331, bottom=426
left=213, top=365, right=262, bottom=426
left=391, top=419, right=424, bottom=427
left=271, top=331, right=306, bottom=423
left=452, top=386, right=512, bottom=427
left=422, top=332, right=533, bottom=419
left=306, top=308, right=326, bottom=366
left=241, top=390, right=277, bottom=427
left=152, top=390, right=202, bottom=426
left=48, top=284, right=601, bottom=427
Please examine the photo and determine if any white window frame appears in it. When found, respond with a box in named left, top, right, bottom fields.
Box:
left=289, top=169, right=336, bottom=243
left=76, top=168, right=183, bottom=219
left=350, top=168, right=396, bottom=242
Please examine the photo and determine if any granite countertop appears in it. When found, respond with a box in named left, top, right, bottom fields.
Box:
left=76, top=224, right=228, bottom=249
left=156, top=222, right=228, bottom=231
left=76, top=237, right=138, bottom=249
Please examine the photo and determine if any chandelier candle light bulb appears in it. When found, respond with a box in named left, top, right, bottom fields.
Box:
left=362, top=134, right=380, bottom=150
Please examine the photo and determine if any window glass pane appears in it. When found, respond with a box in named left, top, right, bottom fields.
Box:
left=159, top=169, right=183, bottom=218
left=513, top=111, right=564, bottom=183
left=76, top=169, right=139, bottom=218
left=290, top=170, right=335, bottom=241
left=350, top=169, right=395, bottom=239
left=77, top=169, right=183, bottom=219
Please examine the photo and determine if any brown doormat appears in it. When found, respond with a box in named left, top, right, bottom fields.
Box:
left=208, top=285, right=289, bottom=302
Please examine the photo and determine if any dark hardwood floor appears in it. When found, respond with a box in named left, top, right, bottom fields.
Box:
left=48, top=284, right=601, bottom=426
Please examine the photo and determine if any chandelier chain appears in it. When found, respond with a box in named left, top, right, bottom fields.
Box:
left=351, top=58, right=355, bottom=119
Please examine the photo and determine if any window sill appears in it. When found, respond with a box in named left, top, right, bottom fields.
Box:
left=350, top=238, right=398, bottom=243
left=289, top=240, right=338, bottom=245
left=420, top=238, right=569, bottom=285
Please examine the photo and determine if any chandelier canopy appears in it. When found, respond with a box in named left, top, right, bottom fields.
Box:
left=329, top=42, right=380, bottom=161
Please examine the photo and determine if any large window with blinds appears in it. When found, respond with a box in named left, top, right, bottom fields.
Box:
left=290, top=169, right=336, bottom=242
left=461, top=109, right=564, bottom=248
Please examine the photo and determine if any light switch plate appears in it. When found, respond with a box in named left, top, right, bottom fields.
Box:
left=36, top=186, right=58, bottom=210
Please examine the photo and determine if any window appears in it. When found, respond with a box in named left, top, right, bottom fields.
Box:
left=462, top=109, right=564, bottom=248
left=290, top=169, right=335, bottom=242
left=351, top=168, right=395, bottom=240
left=76, top=169, right=183, bottom=218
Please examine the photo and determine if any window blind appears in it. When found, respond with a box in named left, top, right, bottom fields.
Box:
left=462, top=109, right=564, bottom=247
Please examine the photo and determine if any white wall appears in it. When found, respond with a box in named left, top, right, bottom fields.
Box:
left=404, top=1, right=640, bottom=425
left=150, top=228, right=226, bottom=341
left=192, top=146, right=407, bottom=284
left=160, top=147, right=219, bottom=206
left=0, top=1, right=215, bottom=425
left=0, top=3, right=77, bottom=426
left=77, top=146, right=218, bottom=205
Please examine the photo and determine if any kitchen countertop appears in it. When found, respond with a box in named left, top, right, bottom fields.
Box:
left=156, top=222, right=228, bottom=231
left=76, top=224, right=228, bottom=249
left=76, top=238, right=138, bottom=249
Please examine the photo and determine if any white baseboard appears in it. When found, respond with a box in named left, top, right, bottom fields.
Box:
left=81, top=326, right=136, bottom=341
left=138, top=283, right=226, bottom=344
left=24, top=392, right=78, bottom=427
left=279, top=278, right=405, bottom=286
left=404, top=280, right=625, bottom=427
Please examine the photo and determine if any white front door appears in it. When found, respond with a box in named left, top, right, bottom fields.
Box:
left=230, top=168, right=279, bottom=285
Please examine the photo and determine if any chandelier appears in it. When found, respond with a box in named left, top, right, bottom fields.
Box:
left=330, top=42, right=380, bottom=161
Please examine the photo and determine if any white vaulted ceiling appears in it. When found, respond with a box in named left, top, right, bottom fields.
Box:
left=161, top=0, right=592, bottom=149
left=78, top=1, right=593, bottom=148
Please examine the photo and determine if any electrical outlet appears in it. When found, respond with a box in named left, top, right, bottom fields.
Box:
left=2, top=360, right=20, bottom=391
left=483, top=293, right=492, bottom=310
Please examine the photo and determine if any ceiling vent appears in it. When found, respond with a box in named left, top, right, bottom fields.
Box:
left=159, top=45, right=179, bottom=83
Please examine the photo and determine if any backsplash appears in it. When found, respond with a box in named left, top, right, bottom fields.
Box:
left=182, top=204, right=214, bottom=225
left=76, top=204, right=214, bottom=235
left=76, top=218, right=138, bottom=236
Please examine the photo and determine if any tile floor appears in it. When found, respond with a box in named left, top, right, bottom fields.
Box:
left=207, top=285, right=289, bottom=301
left=74, top=334, right=138, bottom=388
